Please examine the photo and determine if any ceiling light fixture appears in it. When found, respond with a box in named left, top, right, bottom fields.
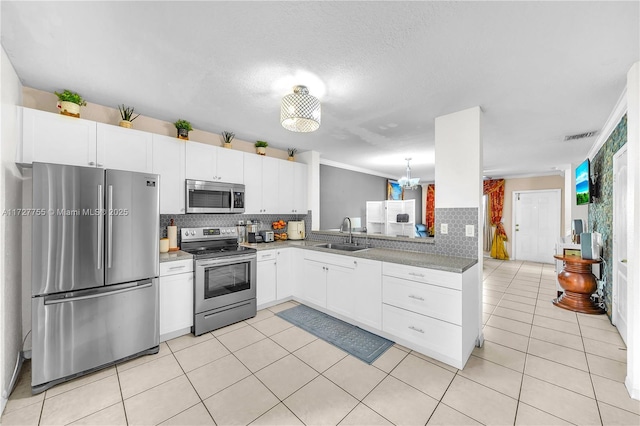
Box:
left=281, top=85, right=321, bottom=132
left=398, top=158, right=420, bottom=190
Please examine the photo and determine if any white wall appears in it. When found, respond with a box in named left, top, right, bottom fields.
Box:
left=434, top=106, right=482, bottom=209
left=625, top=61, right=639, bottom=400
left=1, top=45, right=24, bottom=413
left=434, top=106, right=484, bottom=348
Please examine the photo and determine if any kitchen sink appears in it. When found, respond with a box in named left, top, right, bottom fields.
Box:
left=316, top=243, right=369, bottom=252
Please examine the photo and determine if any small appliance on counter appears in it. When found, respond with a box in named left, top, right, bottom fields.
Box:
left=259, top=230, right=274, bottom=243
left=247, top=232, right=263, bottom=243
left=288, top=220, right=305, bottom=240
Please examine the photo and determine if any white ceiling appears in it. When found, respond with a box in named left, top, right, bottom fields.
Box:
left=2, top=1, right=638, bottom=181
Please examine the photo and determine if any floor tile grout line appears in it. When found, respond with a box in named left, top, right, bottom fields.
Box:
left=114, top=367, right=128, bottom=426
left=577, top=314, right=605, bottom=426
left=505, top=260, right=529, bottom=425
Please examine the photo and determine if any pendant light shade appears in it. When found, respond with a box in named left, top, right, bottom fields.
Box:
left=281, top=85, right=321, bottom=132
left=398, top=158, right=420, bottom=190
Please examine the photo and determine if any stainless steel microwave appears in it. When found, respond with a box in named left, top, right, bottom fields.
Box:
left=185, top=180, right=245, bottom=214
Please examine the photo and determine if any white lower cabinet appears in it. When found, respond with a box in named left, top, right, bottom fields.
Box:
left=382, top=304, right=461, bottom=359
left=257, top=251, right=277, bottom=307
left=381, top=262, right=479, bottom=369
left=276, top=249, right=294, bottom=299
left=327, top=257, right=382, bottom=329
left=159, top=260, right=194, bottom=342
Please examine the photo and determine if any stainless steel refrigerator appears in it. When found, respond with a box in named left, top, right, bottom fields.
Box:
left=31, top=162, right=160, bottom=393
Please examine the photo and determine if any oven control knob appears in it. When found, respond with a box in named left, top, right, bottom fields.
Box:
left=184, top=231, right=189, bottom=237
left=190, top=230, right=196, bottom=236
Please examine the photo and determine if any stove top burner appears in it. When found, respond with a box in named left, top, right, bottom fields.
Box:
left=183, top=244, right=256, bottom=260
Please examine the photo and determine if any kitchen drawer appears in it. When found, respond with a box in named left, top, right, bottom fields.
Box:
left=257, top=250, right=277, bottom=262
left=383, top=304, right=461, bottom=358
left=382, top=276, right=461, bottom=325
left=303, top=250, right=357, bottom=269
left=160, top=259, right=193, bottom=276
left=382, top=262, right=461, bottom=290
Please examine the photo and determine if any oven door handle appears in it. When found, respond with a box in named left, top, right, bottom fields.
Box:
left=197, top=254, right=256, bottom=267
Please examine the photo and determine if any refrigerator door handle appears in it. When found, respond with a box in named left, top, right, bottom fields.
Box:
left=97, top=184, right=103, bottom=270
left=107, top=185, right=113, bottom=268
left=44, top=282, right=153, bottom=305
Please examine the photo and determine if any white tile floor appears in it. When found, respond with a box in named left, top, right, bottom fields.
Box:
left=3, top=259, right=639, bottom=425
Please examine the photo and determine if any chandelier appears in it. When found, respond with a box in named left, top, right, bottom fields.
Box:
left=280, top=85, right=321, bottom=132
left=398, top=158, right=420, bottom=190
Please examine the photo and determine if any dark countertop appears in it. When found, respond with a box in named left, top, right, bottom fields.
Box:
left=242, top=240, right=477, bottom=273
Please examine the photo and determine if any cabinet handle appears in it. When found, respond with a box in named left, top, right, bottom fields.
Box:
left=409, top=272, right=425, bottom=278
left=408, top=326, right=424, bottom=334
left=354, top=261, right=357, bottom=266
left=168, top=265, right=185, bottom=270
left=89, top=161, right=95, bottom=166
left=408, top=294, right=424, bottom=301
left=97, top=164, right=103, bottom=167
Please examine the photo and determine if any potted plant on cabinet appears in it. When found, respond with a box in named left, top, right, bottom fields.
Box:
left=255, top=140, right=268, bottom=155
left=118, top=104, right=140, bottom=128
left=287, top=148, right=298, bottom=161
left=54, top=89, right=87, bottom=118
left=221, top=131, right=235, bottom=148
left=174, top=119, right=193, bottom=140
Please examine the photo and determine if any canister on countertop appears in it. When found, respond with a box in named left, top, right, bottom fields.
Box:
left=159, top=238, right=169, bottom=253
left=168, top=218, right=178, bottom=251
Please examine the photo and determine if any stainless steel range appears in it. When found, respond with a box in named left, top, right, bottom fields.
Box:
left=181, top=227, right=257, bottom=335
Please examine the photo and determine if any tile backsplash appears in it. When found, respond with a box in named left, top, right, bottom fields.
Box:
left=161, top=208, right=478, bottom=260
left=160, top=212, right=311, bottom=242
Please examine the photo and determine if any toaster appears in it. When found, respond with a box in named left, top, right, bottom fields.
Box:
left=259, top=230, right=274, bottom=243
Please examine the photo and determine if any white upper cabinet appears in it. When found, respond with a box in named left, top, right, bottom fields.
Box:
left=216, top=148, right=244, bottom=184
left=185, top=142, right=243, bottom=184
left=278, top=160, right=308, bottom=214
left=152, top=134, right=186, bottom=214
left=97, top=123, right=153, bottom=173
left=19, top=107, right=97, bottom=167
left=243, top=153, right=279, bottom=214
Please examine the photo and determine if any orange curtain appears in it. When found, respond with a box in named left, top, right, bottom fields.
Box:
left=483, top=179, right=509, bottom=260
left=425, top=184, right=435, bottom=236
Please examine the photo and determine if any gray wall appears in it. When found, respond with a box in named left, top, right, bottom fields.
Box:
left=320, top=165, right=423, bottom=230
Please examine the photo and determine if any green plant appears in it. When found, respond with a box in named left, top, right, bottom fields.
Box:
left=221, top=131, right=235, bottom=144
left=118, top=104, right=140, bottom=122
left=287, top=148, right=298, bottom=157
left=174, top=119, right=193, bottom=132
left=54, top=89, right=87, bottom=106
left=255, top=140, right=268, bottom=148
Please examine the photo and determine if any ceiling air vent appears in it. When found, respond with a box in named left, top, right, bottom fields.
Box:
left=564, top=131, right=598, bottom=141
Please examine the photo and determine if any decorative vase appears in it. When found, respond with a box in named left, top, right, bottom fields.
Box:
left=57, top=101, right=80, bottom=118
left=256, top=147, right=266, bottom=155
left=553, top=255, right=605, bottom=314
left=177, top=128, right=189, bottom=140
left=288, top=156, right=295, bottom=161
left=119, top=120, right=132, bottom=129
left=224, top=142, right=232, bottom=149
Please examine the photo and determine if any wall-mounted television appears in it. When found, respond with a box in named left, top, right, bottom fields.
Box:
left=576, top=159, right=591, bottom=205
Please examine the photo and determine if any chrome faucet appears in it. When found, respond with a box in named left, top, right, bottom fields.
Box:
left=341, top=217, right=353, bottom=244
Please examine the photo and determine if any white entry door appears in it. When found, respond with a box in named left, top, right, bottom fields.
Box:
left=513, top=190, right=561, bottom=263
left=613, top=146, right=628, bottom=344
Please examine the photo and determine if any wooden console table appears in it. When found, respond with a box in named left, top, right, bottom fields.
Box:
left=553, top=255, right=605, bottom=314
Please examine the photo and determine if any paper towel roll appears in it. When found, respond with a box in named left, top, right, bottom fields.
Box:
left=168, top=226, right=178, bottom=251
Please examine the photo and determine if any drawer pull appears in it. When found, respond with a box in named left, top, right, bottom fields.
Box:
left=408, top=325, right=424, bottom=334
left=409, top=272, right=425, bottom=278
left=168, top=265, right=185, bottom=270
left=408, top=295, right=425, bottom=301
